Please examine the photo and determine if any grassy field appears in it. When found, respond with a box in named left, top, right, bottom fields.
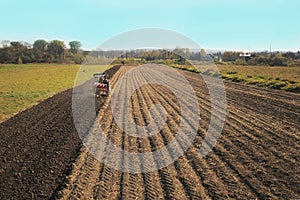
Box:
left=218, top=65, right=300, bottom=92
left=1, top=63, right=299, bottom=123
left=0, top=64, right=107, bottom=122
left=172, top=63, right=300, bottom=92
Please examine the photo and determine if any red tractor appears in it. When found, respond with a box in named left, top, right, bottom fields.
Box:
left=93, top=73, right=110, bottom=97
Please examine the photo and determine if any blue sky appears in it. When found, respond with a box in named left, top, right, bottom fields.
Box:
left=0, top=0, right=299, bottom=51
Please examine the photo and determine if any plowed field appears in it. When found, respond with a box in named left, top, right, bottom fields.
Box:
left=1, top=64, right=299, bottom=199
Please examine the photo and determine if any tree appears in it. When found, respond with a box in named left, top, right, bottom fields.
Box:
left=284, top=52, right=296, bottom=59
left=150, top=50, right=158, bottom=60
left=74, top=54, right=84, bottom=64
left=69, top=41, right=81, bottom=54
left=0, top=47, right=11, bottom=63
left=222, top=51, right=241, bottom=62
left=173, top=47, right=185, bottom=57
left=33, top=39, right=47, bottom=51
left=10, top=41, right=26, bottom=63
left=47, top=40, right=66, bottom=62
left=10, top=41, right=23, bottom=49
left=33, top=39, right=48, bottom=62
left=173, top=47, right=186, bottom=64
left=270, top=54, right=287, bottom=66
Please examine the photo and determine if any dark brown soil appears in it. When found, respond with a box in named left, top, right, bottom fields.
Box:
left=0, top=65, right=121, bottom=200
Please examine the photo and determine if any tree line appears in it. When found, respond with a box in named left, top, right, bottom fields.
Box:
left=0, top=40, right=84, bottom=64
left=1, top=40, right=299, bottom=66
left=117, top=48, right=300, bottom=66
left=219, top=51, right=300, bottom=66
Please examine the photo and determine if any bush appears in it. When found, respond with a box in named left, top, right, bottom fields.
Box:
left=235, top=58, right=247, bottom=65
left=270, top=55, right=287, bottom=66
left=74, top=54, right=84, bottom=64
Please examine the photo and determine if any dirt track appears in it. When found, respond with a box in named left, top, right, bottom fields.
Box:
left=57, top=65, right=299, bottom=199
left=1, top=64, right=299, bottom=199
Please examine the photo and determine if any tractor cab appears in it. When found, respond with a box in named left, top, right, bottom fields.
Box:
left=93, top=72, right=107, bottom=82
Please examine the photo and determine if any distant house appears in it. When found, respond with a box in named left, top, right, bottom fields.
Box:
left=239, top=52, right=252, bottom=61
